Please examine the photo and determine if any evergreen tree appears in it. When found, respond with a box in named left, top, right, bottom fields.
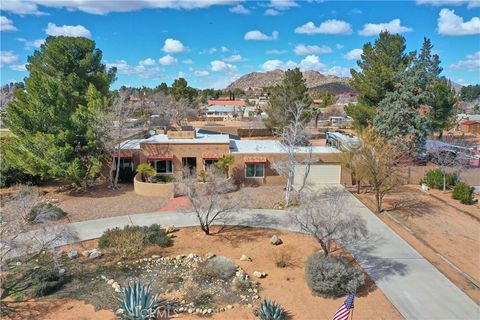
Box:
left=264, top=68, right=312, bottom=129
left=5, top=36, right=114, bottom=186
left=348, top=31, right=414, bottom=128
left=170, top=78, right=197, bottom=102
left=429, top=78, right=457, bottom=139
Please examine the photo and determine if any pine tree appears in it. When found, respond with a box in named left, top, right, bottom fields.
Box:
left=264, top=68, right=312, bottom=129
left=5, top=36, right=114, bottom=186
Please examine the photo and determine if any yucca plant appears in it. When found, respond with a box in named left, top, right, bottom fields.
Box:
left=116, top=279, right=159, bottom=319
left=257, top=299, right=286, bottom=320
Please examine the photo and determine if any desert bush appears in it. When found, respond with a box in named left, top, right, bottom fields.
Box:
left=231, top=276, right=251, bottom=292
left=272, top=249, right=293, bottom=268
left=30, top=266, right=69, bottom=297
left=99, top=224, right=172, bottom=257
left=256, top=299, right=286, bottom=320
left=182, top=284, right=214, bottom=308
left=305, top=253, right=365, bottom=298
left=195, top=256, right=237, bottom=281
left=27, top=202, right=67, bottom=223
left=421, top=169, right=458, bottom=190
left=452, top=182, right=476, bottom=205
left=145, top=224, right=172, bottom=247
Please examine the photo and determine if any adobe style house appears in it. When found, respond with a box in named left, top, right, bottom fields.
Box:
left=204, top=98, right=256, bottom=119
left=114, top=128, right=345, bottom=190
left=460, top=120, right=480, bottom=134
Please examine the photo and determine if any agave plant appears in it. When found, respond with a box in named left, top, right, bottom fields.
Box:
left=257, top=299, right=286, bottom=320
left=116, top=279, right=159, bottom=319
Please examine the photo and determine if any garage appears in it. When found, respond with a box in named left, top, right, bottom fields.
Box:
left=294, top=164, right=342, bottom=187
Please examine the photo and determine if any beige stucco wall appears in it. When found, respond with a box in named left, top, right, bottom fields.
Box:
left=133, top=173, right=174, bottom=198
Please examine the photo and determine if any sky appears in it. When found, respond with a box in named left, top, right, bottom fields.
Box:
left=0, top=0, right=479, bottom=89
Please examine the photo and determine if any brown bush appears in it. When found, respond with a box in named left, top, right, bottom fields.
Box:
left=271, top=248, right=293, bottom=268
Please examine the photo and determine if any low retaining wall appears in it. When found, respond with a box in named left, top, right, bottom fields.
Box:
left=133, top=174, right=174, bottom=198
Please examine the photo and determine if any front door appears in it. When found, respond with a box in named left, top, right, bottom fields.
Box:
left=182, top=157, right=197, bottom=175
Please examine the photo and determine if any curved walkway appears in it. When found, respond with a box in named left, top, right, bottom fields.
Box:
left=29, top=199, right=480, bottom=319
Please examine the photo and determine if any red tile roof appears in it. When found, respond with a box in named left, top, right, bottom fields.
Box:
left=208, top=99, right=245, bottom=107
left=202, top=152, right=222, bottom=160
left=112, top=150, right=133, bottom=158
left=461, top=120, right=479, bottom=125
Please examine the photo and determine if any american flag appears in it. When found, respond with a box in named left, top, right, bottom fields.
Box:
left=332, top=291, right=356, bottom=320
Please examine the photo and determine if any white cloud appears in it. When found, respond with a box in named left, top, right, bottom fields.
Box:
left=158, top=54, right=178, bottom=66
left=162, top=38, right=187, bottom=54
left=223, top=54, right=245, bottom=62
left=359, top=19, right=413, bottom=36
left=194, top=70, right=209, bottom=76
left=0, top=51, right=19, bottom=65
left=336, top=44, right=345, bottom=50
left=45, top=22, right=91, bottom=38
left=229, top=4, right=250, bottom=14
left=266, top=49, right=288, bottom=54
left=0, top=16, right=17, bottom=32
left=437, top=8, right=480, bottom=35
left=295, top=20, right=353, bottom=35
left=220, top=46, right=229, bottom=53
left=106, top=59, right=162, bottom=78
left=294, top=44, right=332, bottom=55
left=10, top=64, right=27, bottom=72
left=298, top=55, right=327, bottom=71
left=344, top=48, right=363, bottom=60
left=139, top=58, right=156, bottom=66
left=210, top=60, right=237, bottom=72
left=1, top=0, right=241, bottom=15
left=17, top=38, right=45, bottom=49
left=199, top=47, right=217, bottom=54
left=261, top=59, right=286, bottom=71
left=416, top=0, right=480, bottom=9
left=244, top=30, right=279, bottom=41
left=265, top=9, right=281, bottom=16
left=449, top=51, right=480, bottom=71
left=182, top=59, right=194, bottom=64
left=324, top=66, right=351, bottom=77
left=269, top=0, right=299, bottom=10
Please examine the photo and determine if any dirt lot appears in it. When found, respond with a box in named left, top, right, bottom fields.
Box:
left=7, top=227, right=403, bottom=320
left=356, top=185, right=480, bottom=303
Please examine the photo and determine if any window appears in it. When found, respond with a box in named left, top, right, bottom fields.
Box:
left=115, top=158, right=133, bottom=171
left=149, top=160, right=173, bottom=174
left=245, top=163, right=264, bottom=178
left=204, top=159, right=217, bottom=170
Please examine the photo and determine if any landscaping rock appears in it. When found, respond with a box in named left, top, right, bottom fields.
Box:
left=81, top=250, right=93, bottom=257
left=253, top=271, right=267, bottom=278
left=239, top=254, right=251, bottom=261
left=227, top=305, right=234, bottom=310
left=165, top=225, right=178, bottom=233
left=89, top=249, right=103, bottom=259
left=151, top=255, right=161, bottom=259
left=68, top=250, right=78, bottom=259
left=107, top=279, right=114, bottom=285
left=58, top=268, right=66, bottom=276
left=270, top=235, right=282, bottom=245
left=205, top=252, right=216, bottom=259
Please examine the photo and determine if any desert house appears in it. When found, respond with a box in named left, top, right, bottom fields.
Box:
left=460, top=120, right=480, bottom=134
left=113, top=128, right=345, bottom=196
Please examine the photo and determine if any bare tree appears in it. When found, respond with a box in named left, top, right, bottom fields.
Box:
left=106, top=88, right=140, bottom=189
left=272, top=102, right=312, bottom=206
left=293, top=186, right=367, bottom=256
left=174, top=167, right=241, bottom=235
left=1, top=186, right=78, bottom=267
left=354, top=130, right=405, bottom=213
left=148, top=94, right=196, bottom=128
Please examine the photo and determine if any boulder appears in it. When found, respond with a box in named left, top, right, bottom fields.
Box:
left=164, top=225, right=178, bottom=234
left=253, top=271, right=267, bottom=278
left=89, top=249, right=103, bottom=259
left=205, top=252, right=216, bottom=260
left=239, top=254, right=251, bottom=261
left=68, top=250, right=78, bottom=259
left=270, top=235, right=282, bottom=245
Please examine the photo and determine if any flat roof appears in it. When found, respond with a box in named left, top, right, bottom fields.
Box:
left=230, top=139, right=340, bottom=154
left=120, top=129, right=230, bottom=149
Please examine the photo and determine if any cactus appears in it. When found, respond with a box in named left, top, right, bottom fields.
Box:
left=257, top=299, right=286, bottom=320
left=116, top=279, right=159, bottom=319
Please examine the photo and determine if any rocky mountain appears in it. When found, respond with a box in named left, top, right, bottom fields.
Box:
left=226, top=69, right=354, bottom=92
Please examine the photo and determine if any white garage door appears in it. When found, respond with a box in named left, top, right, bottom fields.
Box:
left=294, top=164, right=341, bottom=187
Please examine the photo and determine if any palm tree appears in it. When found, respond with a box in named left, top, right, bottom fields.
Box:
left=136, top=163, right=156, bottom=182
left=215, top=155, right=234, bottom=178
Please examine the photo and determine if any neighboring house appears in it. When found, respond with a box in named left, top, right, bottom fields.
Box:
left=115, top=128, right=344, bottom=186
left=206, top=99, right=248, bottom=119
left=335, top=92, right=358, bottom=106
left=328, top=116, right=352, bottom=126
left=460, top=120, right=480, bottom=134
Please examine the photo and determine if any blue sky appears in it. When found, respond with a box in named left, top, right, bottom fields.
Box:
left=1, top=0, right=479, bottom=89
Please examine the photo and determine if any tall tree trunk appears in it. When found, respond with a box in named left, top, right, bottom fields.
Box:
left=376, top=190, right=382, bottom=213
left=315, top=113, right=320, bottom=128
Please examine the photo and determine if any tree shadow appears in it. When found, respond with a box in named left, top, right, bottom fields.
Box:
left=387, top=190, right=442, bottom=217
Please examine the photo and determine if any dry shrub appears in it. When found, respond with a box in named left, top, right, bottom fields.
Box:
left=271, top=248, right=293, bottom=268
left=194, top=256, right=237, bottom=282
left=182, top=283, right=214, bottom=308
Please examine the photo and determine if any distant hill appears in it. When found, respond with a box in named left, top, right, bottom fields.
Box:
left=226, top=69, right=354, bottom=93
